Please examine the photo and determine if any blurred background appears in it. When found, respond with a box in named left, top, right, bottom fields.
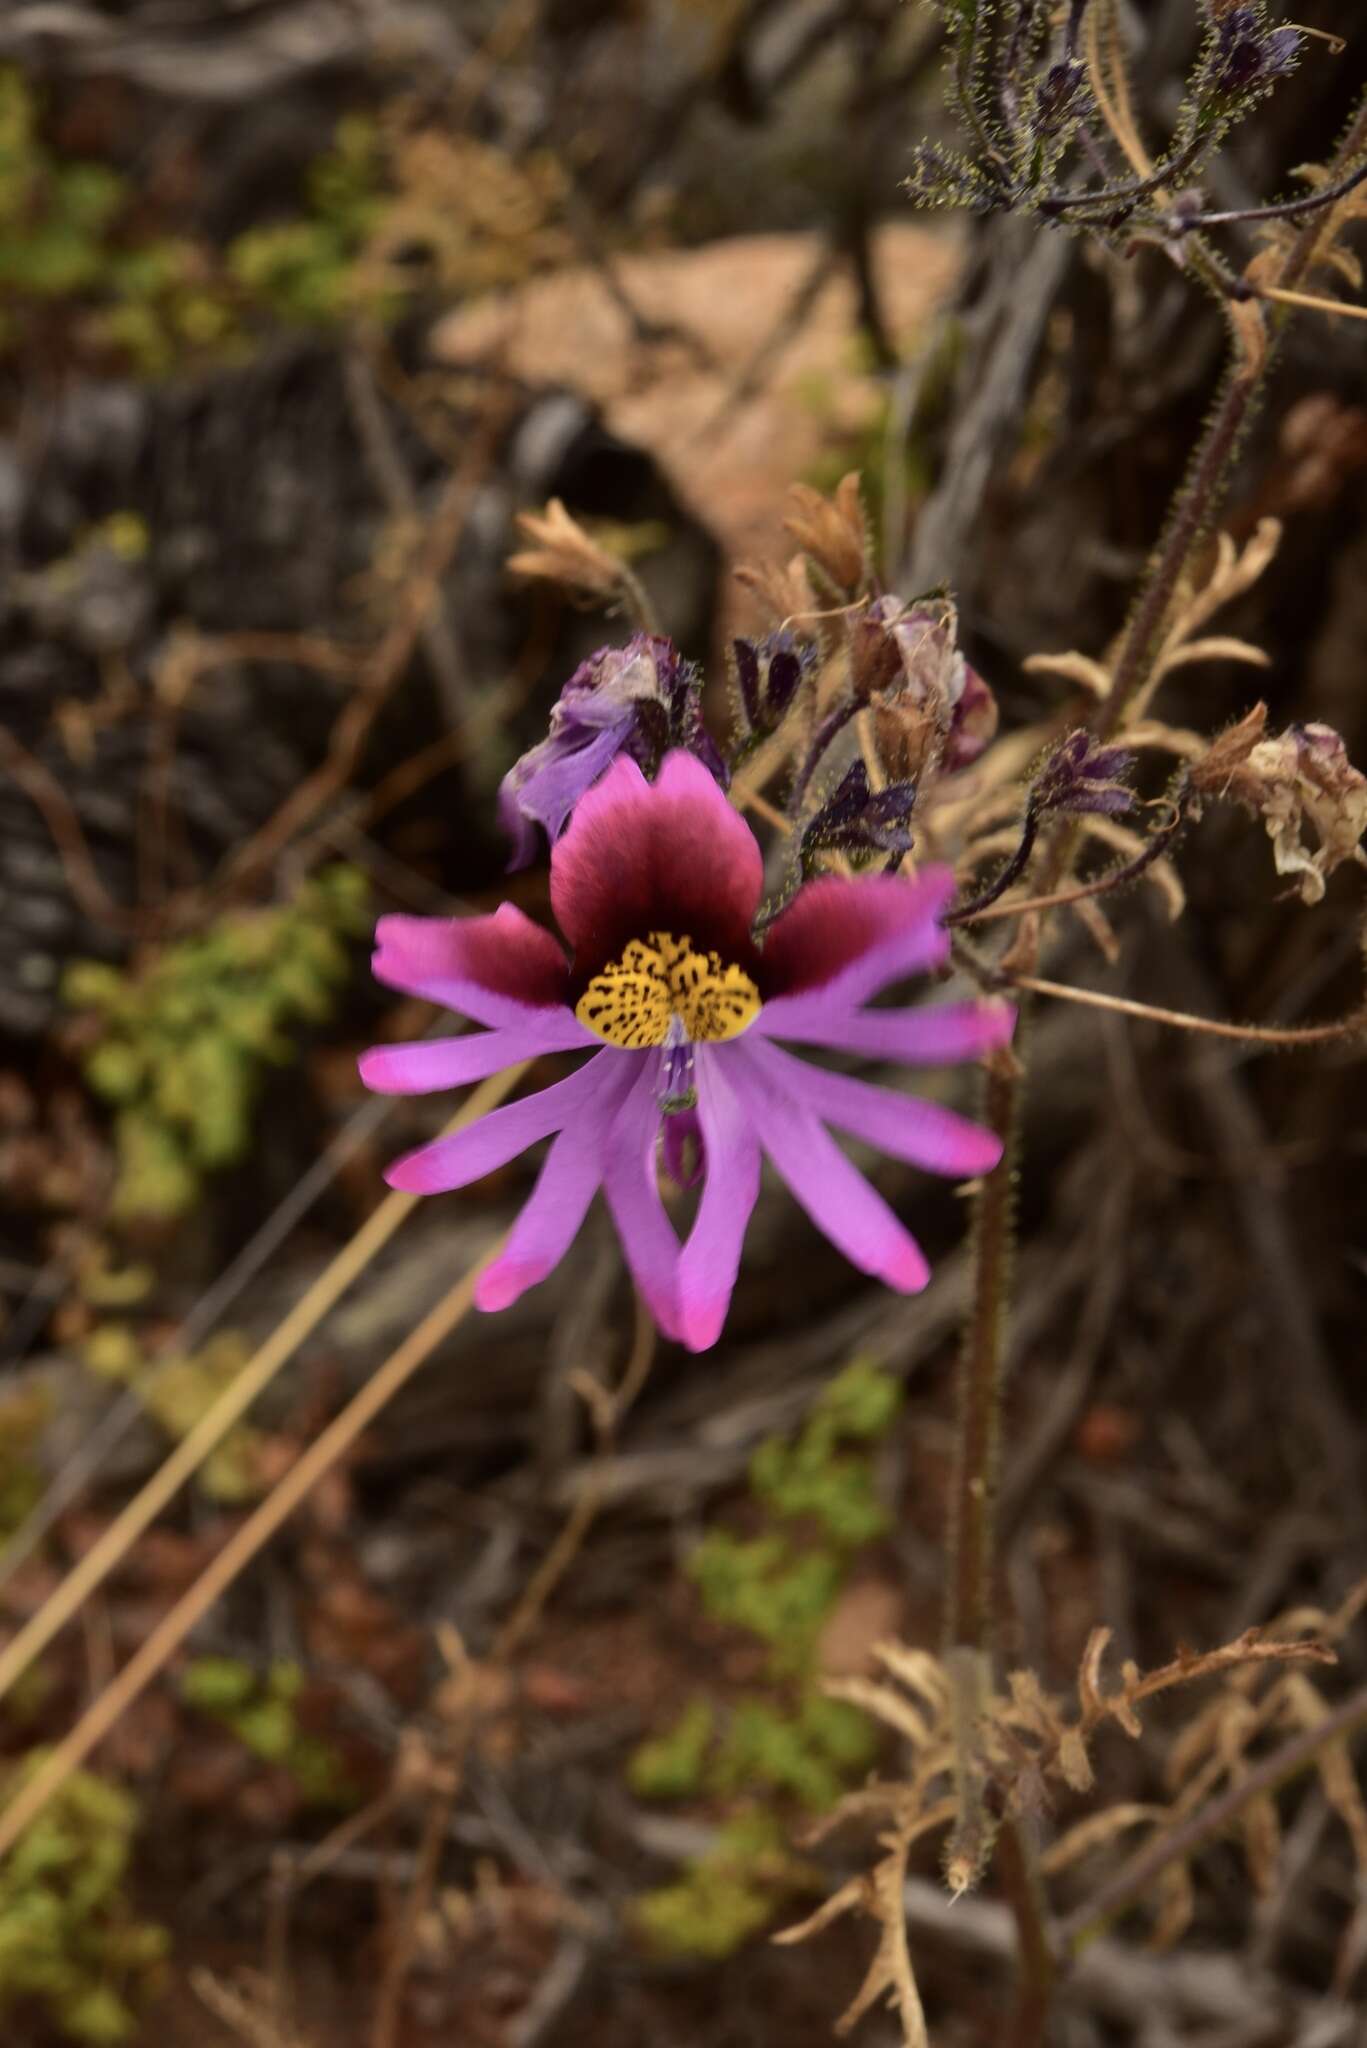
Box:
left=0, top=2, right=1363, bottom=2043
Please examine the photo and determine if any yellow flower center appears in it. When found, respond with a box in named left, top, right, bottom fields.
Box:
left=575, top=930, right=761, bottom=1050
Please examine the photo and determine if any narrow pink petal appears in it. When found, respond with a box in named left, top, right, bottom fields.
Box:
left=475, top=1059, right=637, bottom=1311
left=359, top=1012, right=594, bottom=1096
left=384, top=1051, right=621, bottom=1194
left=676, top=1049, right=762, bottom=1352
left=550, top=751, right=763, bottom=976
left=372, top=904, right=570, bottom=1026
left=758, top=868, right=955, bottom=1003
left=744, top=1037, right=1002, bottom=1179
left=723, top=1042, right=929, bottom=1293
left=601, top=1058, right=683, bottom=1342
left=756, top=995, right=1015, bottom=1065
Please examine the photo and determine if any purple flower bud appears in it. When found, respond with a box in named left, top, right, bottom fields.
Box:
left=732, top=632, right=814, bottom=738
left=498, top=635, right=725, bottom=868
left=802, top=761, right=917, bottom=872
left=1032, top=731, right=1136, bottom=818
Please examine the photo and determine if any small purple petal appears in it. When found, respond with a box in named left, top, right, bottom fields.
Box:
left=360, top=1013, right=594, bottom=1095
left=760, top=868, right=954, bottom=1004
left=601, top=1059, right=683, bottom=1342
left=743, top=1038, right=1003, bottom=1180
left=475, top=1059, right=637, bottom=1311
left=676, top=1049, right=762, bottom=1353
left=722, top=1041, right=930, bottom=1293
left=372, top=904, right=570, bottom=1026
left=384, top=1050, right=619, bottom=1194
left=757, top=995, right=1015, bottom=1065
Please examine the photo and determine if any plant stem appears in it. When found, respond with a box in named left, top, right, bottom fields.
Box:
left=946, top=1056, right=1019, bottom=1655
left=996, top=1817, right=1057, bottom=2048
left=1098, top=89, right=1367, bottom=737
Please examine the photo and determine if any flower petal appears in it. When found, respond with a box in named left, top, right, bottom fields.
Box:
left=360, top=1013, right=595, bottom=1095
left=500, top=719, right=630, bottom=869
left=676, top=1048, right=762, bottom=1352
left=744, top=1037, right=1002, bottom=1179
left=372, top=904, right=571, bottom=1026
left=758, top=868, right=955, bottom=1002
left=724, top=1041, right=930, bottom=1293
left=757, top=994, right=1015, bottom=1065
left=383, top=1050, right=616, bottom=1193
left=475, top=1057, right=637, bottom=1311
left=551, top=751, right=764, bottom=977
left=601, top=1058, right=683, bottom=1342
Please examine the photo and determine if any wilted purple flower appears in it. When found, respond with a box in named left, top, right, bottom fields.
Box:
left=801, top=761, right=917, bottom=872
left=1033, top=732, right=1136, bottom=818
left=362, top=752, right=1012, bottom=1352
left=497, top=635, right=725, bottom=869
left=732, top=632, right=812, bottom=739
left=1210, top=8, right=1300, bottom=96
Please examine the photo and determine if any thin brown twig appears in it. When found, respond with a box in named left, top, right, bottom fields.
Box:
left=1004, top=975, right=1367, bottom=1047
left=0, top=1223, right=511, bottom=1864
left=0, top=724, right=138, bottom=932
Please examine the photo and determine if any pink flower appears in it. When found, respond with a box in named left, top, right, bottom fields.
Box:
left=360, top=753, right=1013, bottom=1352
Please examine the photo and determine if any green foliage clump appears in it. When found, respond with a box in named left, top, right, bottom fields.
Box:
left=65, top=864, right=370, bottom=1222
left=0, top=1757, right=167, bottom=2043
left=180, top=1657, right=354, bottom=1807
left=83, top=1326, right=265, bottom=1501
left=226, top=115, right=388, bottom=325
left=630, top=1362, right=901, bottom=1957
left=631, top=1813, right=817, bottom=1962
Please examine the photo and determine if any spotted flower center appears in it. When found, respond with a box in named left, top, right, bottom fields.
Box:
left=575, top=930, right=761, bottom=1051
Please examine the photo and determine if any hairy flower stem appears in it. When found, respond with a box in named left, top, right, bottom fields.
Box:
left=1097, top=88, right=1367, bottom=741
left=996, top=1816, right=1057, bottom=2048
left=946, top=1053, right=1019, bottom=1656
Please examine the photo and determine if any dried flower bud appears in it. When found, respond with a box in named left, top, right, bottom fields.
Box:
left=497, top=635, right=724, bottom=868
left=507, top=497, right=624, bottom=601
left=801, top=761, right=916, bottom=873
left=783, top=474, right=869, bottom=597
left=860, top=598, right=999, bottom=785
left=1033, top=60, right=1088, bottom=137
left=1032, top=732, right=1136, bottom=818
left=1198, top=712, right=1367, bottom=903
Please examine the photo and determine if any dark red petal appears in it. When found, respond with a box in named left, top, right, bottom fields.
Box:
left=550, top=751, right=764, bottom=977
left=373, top=904, right=571, bottom=1019
left=759, top=869, right=955, bottom=998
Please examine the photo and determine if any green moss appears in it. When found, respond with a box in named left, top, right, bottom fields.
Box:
left=632, top=1812, right=817, bottom=1961
left=627, top=1697, right=714, bottom=1801
left=0, top=1756, right=167, bottom=2042
left=65, top=864, right=370, bottom=1222
left=83, top=1328, right=267, bottom=1502
left=180, top=1658, right=354, bottom=1807
left=629, top=1363, right=902, bottom=1953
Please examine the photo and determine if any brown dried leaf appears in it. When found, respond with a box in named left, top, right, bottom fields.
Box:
left=834, top=1843, right=929, bottom=2048
left=1242, top=1790, right=1282, bottom=1896
left=1150, top=1858, right=1195, bottom=1952
left=1022, top=648, right=1113, bottom=698
left=784, top=473, right=869, bottom=597
left=1039, top=1802, right=1166, bottom=1877
left=507, top=498, right=623, bottom=600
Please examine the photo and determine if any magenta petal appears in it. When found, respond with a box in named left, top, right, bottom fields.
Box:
left=724, top=1042, right=930, bottom=1293
left=759, top=868, right=955, bottom=1002
left=360, top=1012, right=593, bottom=1096
left=756, top=995, right=1015, bottom=1065
left=475, top=1058, right=636, bottom=1311
left=601, top=1059, right=683, bottom=1342
left=744, top=1038, right=1002, bottom=1179
left=384, top=1050, right=621, bottom=1194
left=676, top=1049, right=761, bottom=1352
left=550, top=751, right=764, bottom=975
left=372, top=904, right=570, bottom=1026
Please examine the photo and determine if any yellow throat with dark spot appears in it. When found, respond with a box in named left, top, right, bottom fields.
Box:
left=575, top=931, right=761, bottom=1049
